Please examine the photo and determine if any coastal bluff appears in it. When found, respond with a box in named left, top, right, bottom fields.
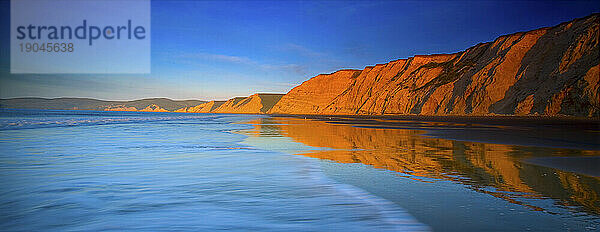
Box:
left=1, top=14, right=598, bottom=117
left=173, top=94, right=285, bottom=114
left=269, top=14, right=599, bottom=117
left=211, top=94, right=284, bottom=114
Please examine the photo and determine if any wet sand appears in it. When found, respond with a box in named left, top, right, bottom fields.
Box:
left=270, top=114, right=600, bottom=151
left=525, top=156, right=600, bottom=177
left=242, top=116, right=600, bottom=230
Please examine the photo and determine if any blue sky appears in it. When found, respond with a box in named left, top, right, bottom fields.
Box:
left=0, top=0, right=599, bottom=101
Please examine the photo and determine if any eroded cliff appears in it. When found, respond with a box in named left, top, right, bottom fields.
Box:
left=212, top=94, right=285, bottom=114
left=270, top=14, right=600, bottom=117
left=176, top=101, right=226, bottom=113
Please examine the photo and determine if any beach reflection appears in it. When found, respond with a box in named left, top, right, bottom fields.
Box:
left=244, top=117, right=600, bottom=215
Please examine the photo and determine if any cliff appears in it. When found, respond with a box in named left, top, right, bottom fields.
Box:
left=0, top=95, right=285, bottom=115
left=269, top=14, right=600, bottom=117
left=3, top=15, right=597, bottom=117
left=175, top=101, right=226, bottom=113
left=139, top=104, right=170, bottom=112
left=0, top=98, right=206, bottom=112
left=212, top=94, right=285, bottom=114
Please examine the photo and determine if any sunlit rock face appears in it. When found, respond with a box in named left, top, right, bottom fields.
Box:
left=212, top=94, right=285, bottom=114
left=104, top=106, right=138, bottom=111
left=270, top=14, right=599, bottom=117
left=268, top=69, right=362, bottom=114
left=105, top=104, right=170, bottom=112
left=184, top=101, right=226, bottom=113
left=140, top=104, right=170, bottom=112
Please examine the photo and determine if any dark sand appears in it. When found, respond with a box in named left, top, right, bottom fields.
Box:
left=270, top=114, right=600, bottom=177
left=271, top=114, right=600, bottom=150
left=525, top=156, right=600, bottom=177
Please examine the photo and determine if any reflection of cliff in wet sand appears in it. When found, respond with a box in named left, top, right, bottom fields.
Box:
left=244, top=117, right=600, bottom=215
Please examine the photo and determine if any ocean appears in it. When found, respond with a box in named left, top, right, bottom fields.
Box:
left=0, top=109, right=598, bottom=231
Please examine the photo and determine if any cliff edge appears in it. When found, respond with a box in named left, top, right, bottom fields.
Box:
left=269, top=14, right=599, bottom=117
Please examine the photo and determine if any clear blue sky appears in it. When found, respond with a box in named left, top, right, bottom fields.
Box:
left=0, top=0, right=599, bottom=101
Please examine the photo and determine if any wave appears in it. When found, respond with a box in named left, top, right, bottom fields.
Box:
left=0, top=109, right=229, bottom=130
left=291, top=154, right=430, bottom=231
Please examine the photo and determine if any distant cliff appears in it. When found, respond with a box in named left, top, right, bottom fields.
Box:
left=212, top=94, right=284, bottom=114
left=0, top=94, right=285, bottom=115
left=269, top=14, right=599, bottom=117
left=173, top=93, right=285, bottom=114
left=175, top=101, right=226, bottom=113
left=0, top=98, right=206, bottom=112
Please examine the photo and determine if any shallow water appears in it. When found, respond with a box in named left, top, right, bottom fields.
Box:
left=0, top=110, right=426, bottom=231
left=1, top=110, right=599, bottom=231
left=239, top=117, right=600, bottom=231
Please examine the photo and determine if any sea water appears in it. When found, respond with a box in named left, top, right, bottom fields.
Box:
left=0, top=110, right=427, bottom=231
left=239, top=116, right=600, bottom=231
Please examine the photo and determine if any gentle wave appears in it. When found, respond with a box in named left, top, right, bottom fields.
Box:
left=0, top=109, right=430, bottom=231
left=0, top=110, right=225, bottom=130
left=296, top=155, right=430, bottom=231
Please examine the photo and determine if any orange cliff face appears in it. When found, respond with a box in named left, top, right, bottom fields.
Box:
left=212, top=94, right=284, bottom=114
left=269, top=14, right=600, bottom=117
left=268, top=70, right=361, bottom=114
left=98, top=94, right=286, bottom=114
left=140, top=104, right=170, bottom=112
left=176, top=101, right=227, bottom=113
left=104, top=106, right=138, bottom=111
left=104, top=104, right=168, bottom=112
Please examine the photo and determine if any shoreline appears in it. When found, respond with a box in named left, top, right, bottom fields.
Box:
left=268, top=113, right=600, bottom=151
left=2, top=108, right=599, bottom=122
left=269, top=113, right=600, bottom=126
left=3, top=108, right=598, bottom=151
